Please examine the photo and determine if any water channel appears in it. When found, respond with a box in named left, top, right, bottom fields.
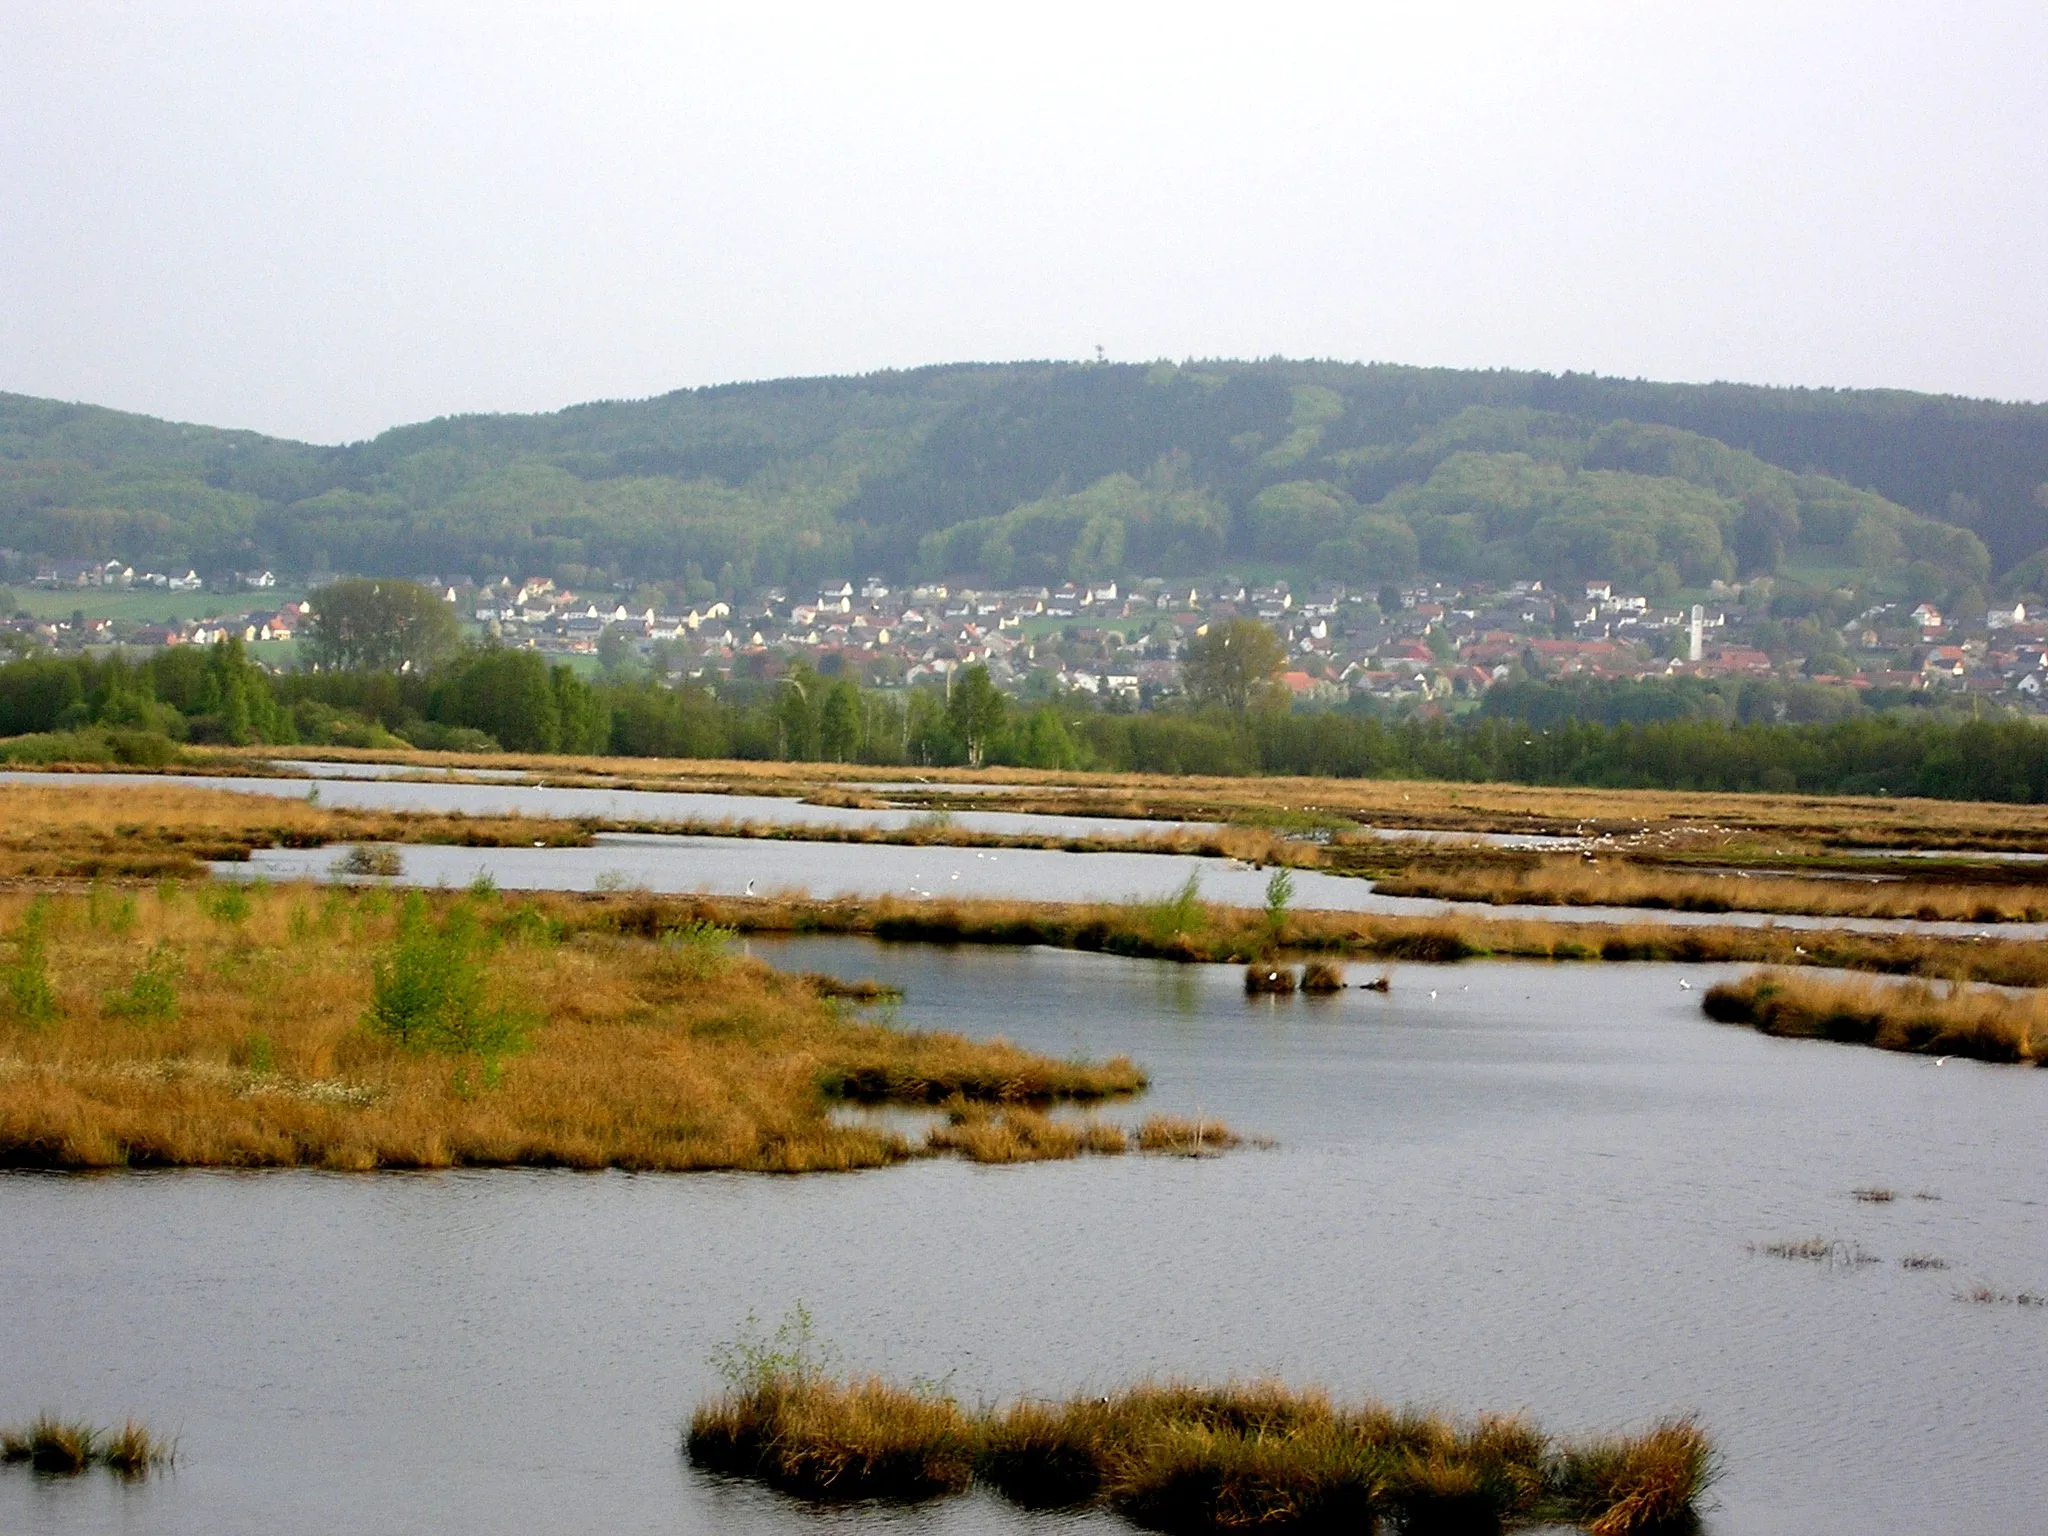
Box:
left=2, top=944, right=2043, bottom=1536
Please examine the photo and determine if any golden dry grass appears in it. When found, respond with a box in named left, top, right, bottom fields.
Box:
left=0, top=780, right=586, bottom=881
left=1374, top=853, right=2048, bottom=923
left=32, top=756, right=2048, bottom=930
left=204, top=742, right=2048, bottom=853
left=1703, top=969, right=2047, bottom=1063
left=621, top=888, right=2048, bottom=989
left=0, top=1415, right=171, bottom=1477
left=0, top=885, right=1149, bottom=1171
left=922, top=1103, right=1131, bottom=1162
left=1135, top=1115, right=1241, bottom=1155
left=688, top=1373, right=1715, bottom=1533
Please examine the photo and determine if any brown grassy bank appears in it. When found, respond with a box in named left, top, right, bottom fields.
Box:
left=1703, top=970, right=2047, bottom=1064
left=612, top=888, right=2048, bottom=988
left=1372, top=854, right=2048, bottom=924
left=0, top=885, right=1160, bottom=1172
left=0, top=780, right=588, bottom=881
left=26, top=761, right=2048, bottom=932
left=687, top=1373, right=1714, bottom=1535
left=202, top=744, right=2048, bottom=854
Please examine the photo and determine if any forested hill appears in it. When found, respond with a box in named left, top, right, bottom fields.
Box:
left=5, top=361, right=2047, bottom=598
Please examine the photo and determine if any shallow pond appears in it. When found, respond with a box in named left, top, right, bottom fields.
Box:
left=2, top=946, right=2043, bottom=1536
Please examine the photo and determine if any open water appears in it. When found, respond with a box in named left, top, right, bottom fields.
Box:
left=2, top=945, right=2044, bottom=1535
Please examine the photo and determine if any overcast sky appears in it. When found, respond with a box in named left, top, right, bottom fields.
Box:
left=4, top=2, right=2045, bottom=444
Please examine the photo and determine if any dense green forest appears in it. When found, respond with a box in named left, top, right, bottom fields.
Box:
left=7, top=643, right=2048, bottom=804
left=5, top=361, right=2046, bottom=595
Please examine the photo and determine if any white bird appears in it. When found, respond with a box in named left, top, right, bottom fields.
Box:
left=951, top=871, right=960, bottom=880
left=1678, top=979, right=1692, bottom=990
left=1428, top=989, right=1438, bottom=999
left=1936, top=1056, right=1949, bottom=1067
left=745, top=880, right=755, bottom=896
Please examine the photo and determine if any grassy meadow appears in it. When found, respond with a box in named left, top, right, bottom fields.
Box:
left=0, top=779, right=590, bottom=881
left=0, top=884, right=1162, bottom=1171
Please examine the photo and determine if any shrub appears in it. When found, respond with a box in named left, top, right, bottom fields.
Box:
left=102, top=940, right=180, bottom=1023
left=1139, top=872, right=1208, bottom=946
left=364, top=894, right=526, bottom=1057
left=4, top=902, right=58, bottom=1024
left=1261, top=867, right=1295, bottom=950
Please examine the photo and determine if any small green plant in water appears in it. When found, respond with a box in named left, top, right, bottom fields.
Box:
left=4, top=902, right=59, bottom=1024
left=468, top=869, right=498, bottom=899
left=365, top=894, right=527, bottom=1058
left=711, top=1301, right=834, bottom=1393
left=103, top=941, right=180, bottom=1023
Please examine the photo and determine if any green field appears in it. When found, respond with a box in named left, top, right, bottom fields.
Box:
left=3, top=586, right=304, bottom=624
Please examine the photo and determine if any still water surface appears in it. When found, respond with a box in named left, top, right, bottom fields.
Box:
left=231, top=832, right=2048, bottom=940
left=2, top=946, right=2043, bottom=1536
left=0, top=769, right=1202, bottom=840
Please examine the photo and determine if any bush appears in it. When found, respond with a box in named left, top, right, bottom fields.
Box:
left=4, top=903, right=58, bottom=1023
left=365, top=894, right=526, bottom=1057
left=102, top=941, right=180, bottom=1023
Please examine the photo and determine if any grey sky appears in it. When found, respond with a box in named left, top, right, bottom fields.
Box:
left=4, top=2, right=2045, bottom=444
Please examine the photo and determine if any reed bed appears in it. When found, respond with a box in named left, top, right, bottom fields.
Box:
left=0, top=780, right=586, bottom=881
left=1, top=1416, right=171, bottom=1477
left=1136, top=1115, right=1241, bottom=1155
left=923, top=1104, right=1131, bottom=1163
left=224, top=742, right=2048, bottom=850
left=620, top=888, right=2048, bottom=989
left=0, top=885, right=1152, bottom=1172
left=687, top=1374, right=1715, bottom=1534
left=1374, top=855, right=2048, bottom=924
left=1703, top=970, right=2047, bottom=1064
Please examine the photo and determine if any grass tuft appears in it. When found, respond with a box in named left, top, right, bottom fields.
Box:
left=0, top=1415, right=170, bottom=1477
left=1298, top=959, right=1345, bottom=993
left=1243, top=964, right=1295, bottom=995
left=332, top=844, right=405, bottom=878
left=687, top=1372, right=1715, bottom=1534
left=1704, top=970, right=2044, bottom=1064
left=1137, top=1115, right=1241, bottom=1156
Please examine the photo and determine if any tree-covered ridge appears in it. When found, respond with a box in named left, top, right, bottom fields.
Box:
left=3, top=360, right=2045, bottom=593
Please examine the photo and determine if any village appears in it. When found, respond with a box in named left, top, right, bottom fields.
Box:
left=11, top=554, right=2048, bottom=712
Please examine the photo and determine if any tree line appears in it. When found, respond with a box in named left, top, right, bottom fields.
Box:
left=7, top=637, right=2048, bottom=802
